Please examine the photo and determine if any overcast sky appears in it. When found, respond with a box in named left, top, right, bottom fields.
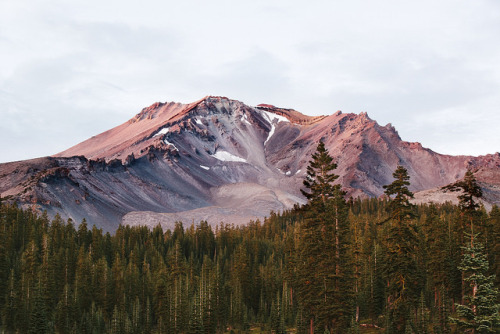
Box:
left=1, top=0, right=499, bottom=163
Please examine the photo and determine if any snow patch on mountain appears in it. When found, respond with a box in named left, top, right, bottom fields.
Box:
left=265, top=126, right=277, bottom=146
left=153, top=127, right=170, bottom=137
left=260, top=109, right=289, bottom=145
left=164, top=139, right=178, bottom=151
left=241, top=114, right=251, bottom=125
left=260, top=110, right=289, bottom=124
left=210, top=150, right=247, bottom=163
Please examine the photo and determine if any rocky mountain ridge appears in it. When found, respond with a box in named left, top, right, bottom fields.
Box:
left=1, top=96, right=499, bottom=231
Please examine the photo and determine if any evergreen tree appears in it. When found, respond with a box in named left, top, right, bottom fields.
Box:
left=382, top=166, right=421, bottom=332
left=271, top=291, right=286, bottom=334
left=54, top=283, right=76, bottom=334
left=75, top=246, right=93, bottom=312
left=188, top=288, right=204, bottom=334
left=154, top=266, right=171, bottom=333
left=2, top=269, right=19, bottom=332
left=489, top=205, right=500, bottom=287
left=0, top=214, right=7, bottom=320
left=443, top=169, right=483, bottom=243
left=90, top=302, right=106, bottom=334
left=297, top=141, right=354, bottom=333
left=295, top=306, right=308, bottom=334
left=444, top=169, right=483, bottom=216
left=28, top=281, right=51, bottom=334
left=450, top=236, right=500, bottom=333
left=445, top=169, right=485, bottom=307
left=110, top=305, right=122, bottom=334
left=421, top=203, right=452, bottom=331
left=383, top=166, right=416, bottom=223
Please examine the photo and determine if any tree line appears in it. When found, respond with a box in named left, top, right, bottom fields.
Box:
left=0, top=142, right=499, bottom=333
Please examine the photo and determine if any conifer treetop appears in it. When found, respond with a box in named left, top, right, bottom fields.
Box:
left=383, top=165, right=416, bottom=223
left=443, top=169, right=483, bottom=214
left=300, top=140, right=341, bottom=204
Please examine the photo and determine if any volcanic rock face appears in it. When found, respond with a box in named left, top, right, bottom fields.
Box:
left=1, top=96, right=499, bottom=231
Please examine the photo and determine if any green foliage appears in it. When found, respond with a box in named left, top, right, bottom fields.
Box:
left=490, top=205, right=500, bottom=288
left=444, top=169, right=483, bottom=215
left=295, top=141, right=354, bottom=333
left=383, top=165, right=416, bottom=223
left=301, top=141, right=340, bottom=204
left=382, top=166, right=422, bottom=332
left=450, top=237, right=500, bottom=333
left=28, top=281, right=50, bottom=334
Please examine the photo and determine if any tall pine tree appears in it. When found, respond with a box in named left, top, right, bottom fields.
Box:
left=382, top=166, right=421, bottom=333
left=297, top=141, right=354, bottom=333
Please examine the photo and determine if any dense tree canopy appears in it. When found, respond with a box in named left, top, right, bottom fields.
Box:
left=0, top=166, right=498, bottom=333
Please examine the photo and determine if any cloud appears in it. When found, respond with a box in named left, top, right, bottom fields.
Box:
left=189, top=50, right=292, bottom=106
left=0, top=0, right=500, bottom=162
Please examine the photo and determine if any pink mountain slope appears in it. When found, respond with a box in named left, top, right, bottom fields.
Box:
left=1, top=96, right=498, bottom=231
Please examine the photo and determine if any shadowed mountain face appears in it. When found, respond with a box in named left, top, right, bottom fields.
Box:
left=1, top=96, right=499, bottom=231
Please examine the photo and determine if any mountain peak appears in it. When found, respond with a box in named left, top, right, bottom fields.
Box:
left=3, top=95, right=500, bottom=231
left=53, top=97, right=408, bottom=163
left=359, top=111, right=371, bottom=121
left=130, top=96, right=210, bottom=123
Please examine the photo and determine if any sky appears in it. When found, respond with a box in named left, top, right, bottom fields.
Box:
left=1, top=0, right=499, bottom=163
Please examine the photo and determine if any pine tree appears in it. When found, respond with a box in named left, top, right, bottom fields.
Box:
left=383, top=166, right=416, bottom=223
left=110, top=305, right=122, bottom=334
left=188, top=288, right=204, bottom=334
left=445, top=169, right=485, bottom=308
left=131, top=296, right=142, bottom=334
left=28, top=281, right=50, bottom=334
left=444, top=169, right=483, bottom=215
left=422, top=203, right=450, bottom=331
left=443, top=169, right=483, bottom=244
left=297, top=141, right=354, bottom=333
left=54, top=283, right=76, bottom=334
left=154, top=266, right=171, bottom=333
left=2, top=269, right=19, bottom=332
left=212, top=257, right=227, bottom=333
left=271, top=291, right=286, bottom=334
left=90, top=302, right=106, bottom=334
left=0, top=211, right=8, bottom=318
left=75, top=246, right=93, bottom=312
left=488, top=205, right=500, bottom=288
left=382, top=166, right=421, bottom=332
left=450, top=236, right=500, bottom=333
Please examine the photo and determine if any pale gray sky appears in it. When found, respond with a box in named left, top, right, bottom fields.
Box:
left=1, top=0, right=499, bottom=163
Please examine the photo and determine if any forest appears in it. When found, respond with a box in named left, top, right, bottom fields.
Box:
left=0, top=143, right=499, bottom=333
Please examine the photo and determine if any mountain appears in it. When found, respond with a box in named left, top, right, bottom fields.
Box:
left=1, top=96, right=499, bottom=231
